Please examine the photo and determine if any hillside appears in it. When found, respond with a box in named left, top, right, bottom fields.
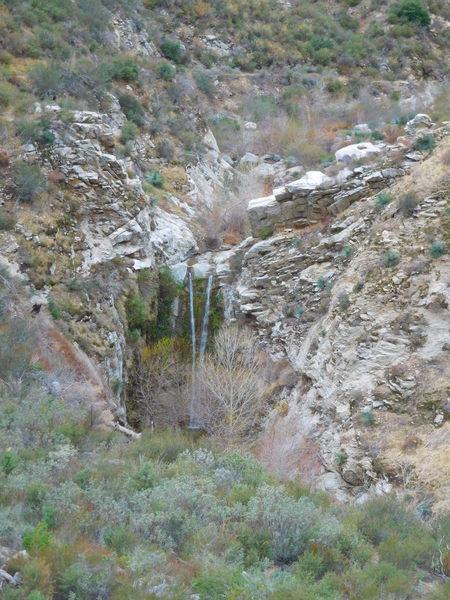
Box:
left=0, top=0, right=450, bottom=598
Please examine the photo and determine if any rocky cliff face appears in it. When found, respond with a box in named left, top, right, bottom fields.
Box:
left=0, top=99, right=224, bottom=418
left=179, top=119, right=450, bottom=509
left=1, top=81, right=449, bottom=507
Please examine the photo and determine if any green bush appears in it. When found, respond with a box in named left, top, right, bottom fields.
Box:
left=338, top=293, right=350, bottom=311
left=15, top=162, right=46, bottom=203
left=343, top=561, right=414, bottom=599
left=48, top=298, right=61, bottom=320
left=23, top=521, right=52, bottom=551
left=120, top=121, right=138, bottom=144
left=0, top=210, right=16, bottom=231
left=383, top=250, right=400, bottom=267
left=156, top=139, right=175, bottom=160
left=193, top=66, right=216, bottom=97
left=341, top=246, right=352, bottom=260
left=28, top=63, right=64, bottom=98
left=0, top=81, right=13, bottom=108
left=125, top=290, right=153, bottom=338
left=28, top=592, right=49, bottom=600
left=157, top=61, right=174, bottom=79
left=245, top=484, right=322, bottom=563
left=376, top=192, right=392, bottom=209
left=389, top=0, right=431, bottom=26
left=133, top=462, right=157, bottom=490
left=160, top=38, right=184, bottom=63
left=74, top=467, right=91, bottom=490
left=429, top=241, right=444, bottom=258
left=103, top=524, right=134, bottom=556
left=146, top=170, right=164, bottom=188
left=326, top=79, right=344, bottom=94
left=258, top=225, right=274, bottom=240
left=1, top=449, right=19, bottom=474
left=335, top=452, right=347, bottom=467
left=362, top=410, right=375, bottom=425
left=109, top=58, right=139, bottom=81
left=317, top=276, right=327, bottom=291
left=118, top=94, right=145, bottom=125
left=413, top=134, right=435, bottom=150
left=399, top=192, right=418, bottom=216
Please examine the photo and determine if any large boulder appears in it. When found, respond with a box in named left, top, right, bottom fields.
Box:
left=405, top=113, right=434, bottom=136
left=248, top=195, right=281, bottom=237
left=335, top=142, right=382, bottom=163
left=286, top=171, right=333, bottom=194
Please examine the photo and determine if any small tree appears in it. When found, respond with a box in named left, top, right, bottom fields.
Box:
left=15, top=162, right=46, bottom=205
left=389, top=0, right=431, bottom=27
left=197, top=325, right=265, bottom=441
left=131, top=338, right=188, bottom=428
left=160, top=38, right=184, bottom=63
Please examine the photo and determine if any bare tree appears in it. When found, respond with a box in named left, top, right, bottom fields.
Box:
left=197, top=325, right=265, bottom=441
left=131, top=339, right=189, bottom=428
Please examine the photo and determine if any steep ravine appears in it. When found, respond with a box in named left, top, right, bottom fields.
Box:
left=182, top=120, right=450, bottom=510
left=1, top=103, right=448, bottom=509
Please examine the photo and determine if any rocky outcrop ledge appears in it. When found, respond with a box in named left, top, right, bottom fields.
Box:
left=248, top=163, right=405, bottom=238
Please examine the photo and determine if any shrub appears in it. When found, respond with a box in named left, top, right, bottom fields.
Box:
left=23, top=521, right=52, bottom=551
left=326, top=79, right=344, bottom=94
left=245, top=484, right=320, bottom=563
left=110, top=58, right=139, bottom=81
left=156, top=139, right=175, bottom=160
left=338, top=293, right=350, bottom=311
left=28, top=63, right=67, bottom=98
left=193, top=66, right=215, bottom=97
left=48, top=299, right=61, bottom=320
left=341, top=246, right=352, bottom=260
left=0, top=81, right=13, bottom=108
left=133, top=462, right=157, bottom=490
left=317, top=276, right=327, bottom=290
left=25, top=481, right=48, bottom=512
left=429, top=241, right=444, bottom=258
left=258, top=225, right=274, bottom=239
left=157, top=61, right=174, bottom=79
left=1, top=449, right=19, bottom=474
left=146, top=170, right=164, bottom=188
left=343, top=561, right=414, bottom=599
left=22, top=558, right=54, bottom=599
left=0, top=210, right=16, bottom=231
left=160, top=38, right=184, bottom=63
left=295, top=306, right=305, bottom=318
left=120, top=121, right=138, bottom=144
left=103, top=525, right=134, bottom=556
left=118, top=94, right=145, bottom=125
left=42, top=504, right=57, bottom=529
left=362, top=410, right=375, bottom=425
left=125, top=290, right=153, bottom=338
left=413, top=134, right=435, bottom=151
left=383, top=250, right=400, bottom=267
left=15, top=162, right=46, bottom=203
left=74, top=467, right=91, bottom=490
left=335, top=452, right=347, bottom=467
left=376, top=192, right=392, bottom=209
left=389, top=0, right=431, bottom=26
left=399, top=192, right=417, bottom=216
left=28, top=592, right=50, bottom=600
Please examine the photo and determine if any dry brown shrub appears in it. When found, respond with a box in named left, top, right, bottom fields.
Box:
left=383, top=124, right=405, bottom=144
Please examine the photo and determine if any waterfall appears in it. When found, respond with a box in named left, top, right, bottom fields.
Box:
left=188, top=270, right=197, bottom=427
left=199, top=274, right=213, bottom=360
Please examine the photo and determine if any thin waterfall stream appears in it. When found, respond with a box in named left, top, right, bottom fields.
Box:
left=188, top=269, right=197, bottom=427
left=199, top=274, right=213, bottom=360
